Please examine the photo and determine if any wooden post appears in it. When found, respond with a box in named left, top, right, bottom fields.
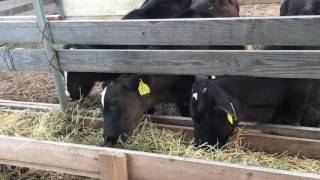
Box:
left=99, top=152, right=128, bottom=180
left=33, top=0, right=67, bottom=109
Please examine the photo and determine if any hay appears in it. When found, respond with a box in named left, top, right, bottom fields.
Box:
left=0, top=110, right=319, bottom=179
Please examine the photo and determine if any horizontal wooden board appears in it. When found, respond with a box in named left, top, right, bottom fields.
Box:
left=150, top=115, right=320, bottom=140
left=0, top=0, right=52, bottom=16
left=1, top=16, right=320, bottom=45
left=243, top=134, right=320, bottom=159
left=0, top=48, right=48, bottom=71
left=155, top=123, right=320, bottom=159
left=57, top=49, right=320, bottom=79
left=3, top=48, right=320, bottom=79
left=0, top=15, right=60, bottom=21
left=0, top=100, right=319, bottom=141
left=0, top=136, right=319, bottom=180
left=0, top=99, right=59, bottom=111
left=239, top=0, right=281, bottom=5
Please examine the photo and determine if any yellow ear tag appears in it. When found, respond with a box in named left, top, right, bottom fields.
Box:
left=138, top=79, right=151, bottom=96
left=227, top=113, right=234, bottom=125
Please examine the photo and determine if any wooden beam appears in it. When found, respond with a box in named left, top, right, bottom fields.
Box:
left=99, top=152, right=128, bottom=180
left=0, top=100, right=319, bottom=141
left=150, top=115, right=320, bottom=140
left=0, top=15, right=60, bottom=21
left=57, top=49, right=320, bottom=79
left=0, top=0, right=53, bottom=16
left=239, top=0, right=282, bottom=5
left=154, top=124, right=320, bottom=159
left=0, top=136, right=319, bottom=180
left=0, top=49, right=47, bottom=71
left=0, top=99, right=59, bottom=111
left=1, top=16, right=320, bottom=45
left=243, top=134, right=320, bottom=159
left=3, top=48, right=320, bottom=79
left=33, top=0, right=67, bottom=109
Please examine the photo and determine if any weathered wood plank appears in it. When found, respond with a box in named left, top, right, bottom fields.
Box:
left=243, top=134, right=320, bottom=159
left=0, top=99, right=59, bottom=111
left=154, top=124, right=320, bottom=159
left=239, top=0, right=281, bottom=5
left=3, top=49, right=320, bottom=79
left=0, top=48, right=47, bottom=71
left=58, top=49, right=320, bottom=79
left=150, top=115, right=320, bottom=140
left=0, top=136, right=319, bottom=180
left=1, top=16, right=320, bottom=45
left=0, top=0, right=53, bottom=16
left=99, top=152, right=128, bottom=180
left=0, top=15, right=60, bottom=21
left=49, top=16, right=320, bottom=46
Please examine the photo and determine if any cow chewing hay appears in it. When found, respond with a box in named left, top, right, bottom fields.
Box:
left=0, top=110, right=319, bottom=179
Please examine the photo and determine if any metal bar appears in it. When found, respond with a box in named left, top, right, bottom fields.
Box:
left=32, top=0, right=67, bottom=109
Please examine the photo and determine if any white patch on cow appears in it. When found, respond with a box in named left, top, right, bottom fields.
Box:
left=192, top=93, right=198, bottom=101
left=202, top=87, right=207, bottom=93
left=64, top=71, right=71, bottom=98
left=305, top=1, right=313, bottom=11
left=211, top=75, right=216, bottom=79
left=101, top=87, right=107, bottom=107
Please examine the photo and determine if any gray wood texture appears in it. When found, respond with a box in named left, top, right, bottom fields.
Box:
left=58, top=49, right=320, bottom=79
left=1, top=16, right=320, bottom=45
left=239, top=0, right=281, bottom=5
left=0, top=136, right=319, bottom=180
left=33, top=0, right=67, bottom=109
left=0, top=48, right=47, bottom=71
left=0, top=99, right=59, bottom=111
left=2, top=48, right=320, bottom=79
left=0, top=0, right=53, bottom=16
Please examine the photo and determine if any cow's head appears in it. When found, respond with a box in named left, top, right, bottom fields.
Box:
left=101, top=74, right=152, bottom=146
left=280, top=0, right=320, bottom=16
left=123, top=0, right=193, bottom=19
left=190, top=79, right=238, bottom=148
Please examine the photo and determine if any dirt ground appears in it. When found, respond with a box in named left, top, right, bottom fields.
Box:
left=0, top=3, right=281, bottom=105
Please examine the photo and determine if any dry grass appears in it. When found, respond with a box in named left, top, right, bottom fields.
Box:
left=0, top=110, right=319, bottom=179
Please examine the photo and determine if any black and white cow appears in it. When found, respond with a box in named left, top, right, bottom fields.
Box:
left=64, top=0, right=195, bottom=101
left=190, top=76, right=320, bottom=148
left=101, top=0, right=244, bottom=146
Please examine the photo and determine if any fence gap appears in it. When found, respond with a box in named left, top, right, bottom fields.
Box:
left=32, top=0, right=67, bottom=109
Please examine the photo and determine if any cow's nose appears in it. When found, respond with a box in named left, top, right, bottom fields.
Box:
left=104, top=136, right=118, bottom=147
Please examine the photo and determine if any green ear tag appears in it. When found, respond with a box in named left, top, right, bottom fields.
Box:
left=138, top=79, right=151, bottom=96
left=227, top=113, right=234, bottom=125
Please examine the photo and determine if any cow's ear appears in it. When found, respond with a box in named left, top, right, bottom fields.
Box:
left=128, top=75, right=152, bottom=96
left=215, top=101, right=238, bottom=125
left=280, top=0, right=289, bottom=16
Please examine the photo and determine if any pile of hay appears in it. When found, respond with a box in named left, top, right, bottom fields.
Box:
left=0, top=110, right=319, bottom=179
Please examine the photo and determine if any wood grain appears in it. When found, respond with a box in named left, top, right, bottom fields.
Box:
left=57, top=49, right=320, bottom=79
left=0, top=136, right=319, bottom=180
left=1, top=16, right=320, bottom=45
left=99, top=152, right=128, bottom=180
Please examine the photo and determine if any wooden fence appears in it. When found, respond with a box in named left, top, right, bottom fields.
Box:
left=0, top=0, right=320, bottom=179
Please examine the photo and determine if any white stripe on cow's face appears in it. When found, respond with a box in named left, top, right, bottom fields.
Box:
left=64, top=71, right=71, bottom=98
left=211, top=75, right=216, bottom=79
left=192, top=93, right=198, bottom=101
left=305, top=0, right=313, bottom=11
left=101, top=87, right=107, bottom=107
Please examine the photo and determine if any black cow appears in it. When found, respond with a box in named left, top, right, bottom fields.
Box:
left=102, top=74, right=194, bottom=145
left=101, top=0, right=243, bottom=146
left=190, top=76, right=320, bottom=148
left=281, top=0, right=320, bottom=16
left=64, top=0, right=195, bottom=101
